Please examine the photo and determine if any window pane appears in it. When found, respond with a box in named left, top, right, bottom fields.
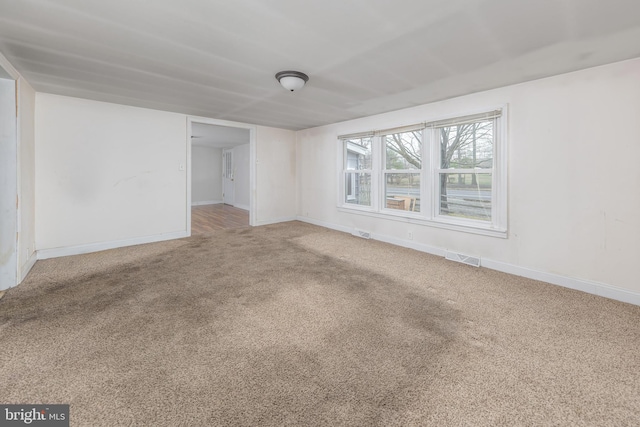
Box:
left=345, top=172, right=371, bottom=206
left=439, top=173, right=491, bottom=221
left=440, top=120, right=493, bottom=169
left=385, top=131, right=422, bottom=169
left=345, top=138, right=372, bottom=170
left=385, top=173, right=420, bottom=212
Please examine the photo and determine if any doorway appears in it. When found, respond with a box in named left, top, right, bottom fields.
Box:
left=187, top=119, right=255, bottom=235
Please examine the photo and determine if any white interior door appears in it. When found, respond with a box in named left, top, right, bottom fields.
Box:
left=222, top=149, right=234, bottom=206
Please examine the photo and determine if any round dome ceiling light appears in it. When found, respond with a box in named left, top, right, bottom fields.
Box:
left=275, top=70, right=309, bottom=92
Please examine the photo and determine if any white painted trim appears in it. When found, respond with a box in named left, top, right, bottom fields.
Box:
left=191, top=200, right=223, bottom=206
left=186, top=117, right=192, bottom=236
left=233, top=203, right=250, bottom=211
left=37, top=231, right=188, bottom=260
left=296, top=216, right=445, bottom=256
left=371, top=232, right=445, bottom=257
left=249, top=126, right=256, bottom=227
left=295, top=216, right=640, bottom=306
left=0, top=78, right=18, bottom=291
left=336, top=207, right=507, bottom=238
left=19, top=251, right=37, bottom=282
left=254, top=216, right=298, bottom=226
left=16, top=78, right=22, bottom=284
left=481, top=259, right=640, bottom=306
left=295, top=216, right=353, bottom=234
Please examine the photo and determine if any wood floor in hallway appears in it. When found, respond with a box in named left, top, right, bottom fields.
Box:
left=191, top=204, right=249, bottom=234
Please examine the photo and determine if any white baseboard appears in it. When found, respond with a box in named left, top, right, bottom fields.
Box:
left=37, top=230, right=189, bottom=260
left=191, top=200, right=223, bottom=206
left=254, top=216, right=298, bottom=226
left=297, top=216, right=445, bottom=256
left=370, top=232, right=445, bottom=258
left=19, top=252, right=37, bottom=283
left=233, top=203, right=249, bottom=211
left=295, top=216, right=640, bottom=306
left=481, top=259, right=640, bottom=306
left=295, top=216, right=352, bottom=234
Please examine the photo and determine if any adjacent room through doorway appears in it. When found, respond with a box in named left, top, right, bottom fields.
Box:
left=190, top=123, right=250, bottom=234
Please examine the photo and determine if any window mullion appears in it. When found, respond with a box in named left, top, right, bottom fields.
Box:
left=491, top=118, right=499, bottom=228
left=374, top=135, right=381, bottom=211
left=431, top=127, right=440, bottom=220
left=421, top=128, right=430, bottom=219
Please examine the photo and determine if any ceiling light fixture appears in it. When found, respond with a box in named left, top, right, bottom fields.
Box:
left=275, top=70, right=309, bottom=92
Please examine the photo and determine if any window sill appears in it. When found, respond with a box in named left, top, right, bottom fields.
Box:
left=337, top=206, right=507, bottom=238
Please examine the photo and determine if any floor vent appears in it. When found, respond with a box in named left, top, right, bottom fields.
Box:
left=445, top=250, right=481, bottom=267
left=353, top=229, right=371, bottom=239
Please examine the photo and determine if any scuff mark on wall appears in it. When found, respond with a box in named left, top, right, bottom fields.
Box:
left=113, top=175, right=139, bottom=187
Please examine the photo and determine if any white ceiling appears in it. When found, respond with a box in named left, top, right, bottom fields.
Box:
left=191, top=123, right=249, bottom=149
left=1, top=0, right=640, bottom=130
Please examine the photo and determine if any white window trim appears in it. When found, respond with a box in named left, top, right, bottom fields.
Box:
left=337, top=105, right=508, bottom=238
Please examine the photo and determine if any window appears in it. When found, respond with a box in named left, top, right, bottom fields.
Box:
left=436, top=119, right=493, bottom=222
left=383, top=130, right=422, bottom=213
left=338, top=108, right=506, bottom=236
left=343, top=137, right=372, bottom=207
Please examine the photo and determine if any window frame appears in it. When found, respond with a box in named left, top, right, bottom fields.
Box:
left=432, top=117, right=497, bottom=227
left=380, top=129, right=425, bottom=217
left=338, top=106, right=508, bottom=238
left=341, top=136, right=376, bottom=211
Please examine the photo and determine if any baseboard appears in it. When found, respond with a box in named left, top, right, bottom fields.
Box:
left=370, top=233, right=445, bottom=258
left=297, top=216, right=445, bottom=256
left=481, top=259, right=640, bottom=306
left=295, top=216, right=353, bottom=234
left=295, top=216, right=640, bottom=306
left=191, top=200, right=223, bottom=206
left=37, top=230, right=189, bottom=260
left=233, top=203, right=249, bottom=211
left=19, top=251, right=37, bottom=283
left=254, top=216, right=298, bottom=226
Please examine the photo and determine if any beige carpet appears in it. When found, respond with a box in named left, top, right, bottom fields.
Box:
left=1, top=222, right=638, bottom=426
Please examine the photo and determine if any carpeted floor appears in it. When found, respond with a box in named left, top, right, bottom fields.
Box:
left=1, top=222, right=639, bottom=426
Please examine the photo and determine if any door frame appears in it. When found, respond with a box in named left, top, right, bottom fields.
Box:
left=186, top=117, right=256, bottom=236
left=0, top=55, right=19, bottom=290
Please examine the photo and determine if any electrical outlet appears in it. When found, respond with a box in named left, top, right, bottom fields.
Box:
left=408, top=231, right=413, bottom=240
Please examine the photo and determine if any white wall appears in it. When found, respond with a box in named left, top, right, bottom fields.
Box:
left=296, top=58, right=640, bottom=300
left=233, top=143, right=250, bottom=210
left=36, top=94, right=188, bottom=252
left=256, top=126, right=297, bottom=224
left=191, top=145, right=222, bottom=205
left=18, top=78, right=36, bottom=280
left=34, top=96, right=297, bottom=256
